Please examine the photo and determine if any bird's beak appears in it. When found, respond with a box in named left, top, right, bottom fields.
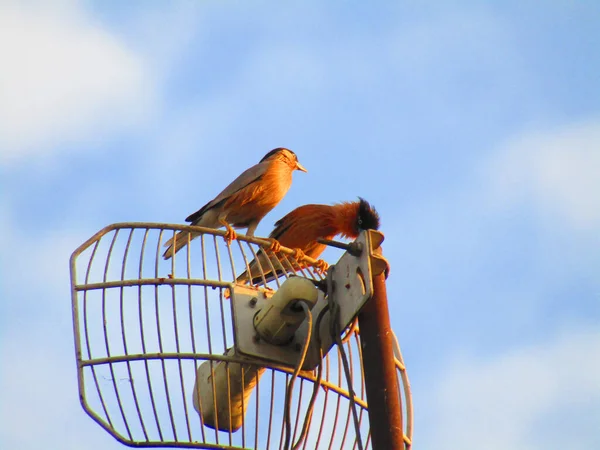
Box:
left=295, top=162, right=308, bottom=173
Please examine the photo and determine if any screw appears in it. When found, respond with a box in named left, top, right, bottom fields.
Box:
left=253, top=334, right=260, bottom=343
left=249, top=297, right=257, bottom=307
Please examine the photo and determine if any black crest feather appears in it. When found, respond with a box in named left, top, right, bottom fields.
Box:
left=357, top=197, right=380, bottom=231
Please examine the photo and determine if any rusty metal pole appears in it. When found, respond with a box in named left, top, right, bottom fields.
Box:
left=358, top=272, right=404, bottom=450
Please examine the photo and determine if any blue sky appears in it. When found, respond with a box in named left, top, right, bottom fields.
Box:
left=1, top=1, right=599, bottom=449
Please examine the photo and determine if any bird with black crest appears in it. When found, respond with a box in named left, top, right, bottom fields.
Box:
left=234, top=198, right=380, bottom=287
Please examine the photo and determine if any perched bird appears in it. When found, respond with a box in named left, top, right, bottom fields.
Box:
left=235, top=198, right=380, bottom=286
left=163, top=148, right=307, bottom=259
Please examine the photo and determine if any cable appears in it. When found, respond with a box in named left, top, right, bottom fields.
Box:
left=285, top=268, right=370, bottom=450
left=327, top=267, right=364, bottom=450
left=290, top=306, right=329, bottom=450
left=340, top=317, right=359, bottom=344
left=283, top=301, right=312, bottom=450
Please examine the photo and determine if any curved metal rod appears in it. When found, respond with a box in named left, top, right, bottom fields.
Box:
left=71, top=222, right=326, bottom=270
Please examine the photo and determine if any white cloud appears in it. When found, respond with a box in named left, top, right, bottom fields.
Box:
left=487, top=119, right=600, bottom=230
left=0, top=0, right=156, bottom=165
left=421, top=326, right=600, bottom=450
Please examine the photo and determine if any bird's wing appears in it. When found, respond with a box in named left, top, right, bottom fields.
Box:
left=269, top=204, right=338, bottom=247
left=236, top=204, right=337, bottom=286
left=186, top=160, right=269, bottom=223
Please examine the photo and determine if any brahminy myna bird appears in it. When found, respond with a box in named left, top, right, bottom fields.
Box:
left=235, top=198, right=380, bottom=286
left=163, top=148, right=307, bottom=259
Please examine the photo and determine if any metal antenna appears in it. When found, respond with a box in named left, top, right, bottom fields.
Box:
left=70, top=222, right=412, bottom=449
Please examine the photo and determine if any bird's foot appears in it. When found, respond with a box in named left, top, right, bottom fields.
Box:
left=292, top=248, right=306, bottom=264
left=224, top=226, right=237, bottom=245
left=313, top=259, right=329, bottom=275
left=267, top=238, right=282, bottom=253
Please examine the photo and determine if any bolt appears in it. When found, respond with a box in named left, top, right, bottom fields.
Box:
left=249, top=297, right=257, bottom=307
left=253, top=334, right=260, bottom=343
left=348, top=242, right=363, bottom=257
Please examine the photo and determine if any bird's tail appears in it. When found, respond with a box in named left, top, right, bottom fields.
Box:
left=236, top=251, right=300, bottom=286
left=162, top=230, right=201, bottom=260
left=224, top=252, right=284, bottom=299
left=235, top=252, right=272, bottom=286
left=225, top=251, right=315, bottom=299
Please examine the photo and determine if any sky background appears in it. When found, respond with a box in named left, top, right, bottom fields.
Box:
left=1, top=1, right=599, bottom=449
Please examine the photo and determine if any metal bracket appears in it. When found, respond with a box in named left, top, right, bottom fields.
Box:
left=231, top=230, right=388, bottom=371
left=230, top=285, right=327, bottom=369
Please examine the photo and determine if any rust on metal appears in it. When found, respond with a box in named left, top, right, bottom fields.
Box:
left=358, top=273, right=405, bottom=450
